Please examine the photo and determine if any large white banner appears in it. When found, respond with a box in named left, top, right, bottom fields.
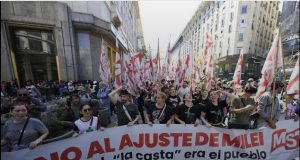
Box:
left=2, top=120, right=299, bottom=160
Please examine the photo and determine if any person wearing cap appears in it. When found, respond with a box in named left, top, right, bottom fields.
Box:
left=248, top=78, right=254, bottom=83
left=256, top=81, right=283, bottom=129
left=77, top=86, right=91, bottom=100
left=246, top=78, right=257, bottom=93
left=108, top=86, right=140, bottom=126
left=282, top=92, right=299, bottom=120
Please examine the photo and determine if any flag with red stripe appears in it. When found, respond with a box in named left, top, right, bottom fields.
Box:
left=232, top=50, right=244, bottom=86
left=203, top=33, right=213, bottom=90
left=256, top=32, right=283, bottom=100
left=114, top=39, right=122, bottom=88
left=99, top=39, right=111, bottom=84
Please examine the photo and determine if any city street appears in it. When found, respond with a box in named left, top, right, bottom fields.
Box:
left=1, top=1, right=299, bottom=160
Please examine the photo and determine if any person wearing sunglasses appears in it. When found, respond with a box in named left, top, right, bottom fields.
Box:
left=5, top=89, right=47, bottom=119
left=72, top=104, right=104, bottom=137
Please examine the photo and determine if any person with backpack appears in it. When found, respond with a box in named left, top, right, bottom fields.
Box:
left=108, top=86, right=140, bottom=126
left=1, top=102, right=48, bottom=151
left=227, top=84, right=256, bottom=129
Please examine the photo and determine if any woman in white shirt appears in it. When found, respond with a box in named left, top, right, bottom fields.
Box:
left=72, top=104, right=104, bottom=137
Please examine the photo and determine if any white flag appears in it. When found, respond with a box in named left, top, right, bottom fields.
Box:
left=99, top=39, right=111, bottom=84
left=256, top=32, right=283, bottom=100
left=232, top=50, right=244, bottom=86
left=114, top=39, right=122, bottom=88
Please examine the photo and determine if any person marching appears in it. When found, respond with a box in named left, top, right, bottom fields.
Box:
left=108, top=86, right=140, bottom=126
left=72, top=104, right=104, bottom=137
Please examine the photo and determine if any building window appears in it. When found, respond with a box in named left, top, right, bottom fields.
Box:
left=241, top=5, right=247, bottom=14
left=230, top=12, right=233, bottom=21
left=14, top=29, right=55, bottom=54
left=239, top=33, right=244, bottom=41
left=10, top=27, right=58, bottom=85
left=240, top=19, right=247, bottom=28
left=228, top=25, right=232, bottom=33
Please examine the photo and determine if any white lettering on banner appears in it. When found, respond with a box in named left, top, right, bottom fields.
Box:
left=1, top=120, right=299, bottom=160
left=271, top=128, right=299, bottom=152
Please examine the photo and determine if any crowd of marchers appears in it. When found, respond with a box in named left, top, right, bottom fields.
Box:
left=1, top=78, right=299, bottom=152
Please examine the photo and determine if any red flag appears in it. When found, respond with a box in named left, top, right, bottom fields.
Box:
left=184, top=42, right=193, bottom=80
left=203, top=34, right=213, bottom=66
left=256, top=32, right=283, bottom=100
left=124, top=53, right=137, bottom=95
left=184, top=52, right=191, bottom=80
left=157, top=38, right=161, bottom=80
left=175, top=47, right=183, bottom=87
left=166, top=41, right=171, bottom=64
left=99, top=38, right=111, bottom=84
left=114, top=39, right=122, bottom=88
left=205, top=51, right=214, bottom=90
left=203, top=33, right=213, bottom=90
left=232, top=50, right=244, bottom=86
left=286, top=57, right=299, bottom=96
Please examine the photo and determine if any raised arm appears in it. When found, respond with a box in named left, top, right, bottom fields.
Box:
left=108, top=86, right=123, bottom=104
left=217, top=90, right=234, bottom=99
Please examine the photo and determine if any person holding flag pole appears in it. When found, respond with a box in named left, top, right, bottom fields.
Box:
left=255, top=29, right=284, bottom=129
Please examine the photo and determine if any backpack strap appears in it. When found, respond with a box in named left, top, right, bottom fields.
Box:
left=122, top=104, right=133, bottom=121
left=238, top=95, right=246, bottom=107
left=17, top=117, right=30, bottom=145
left=89, top=117, right=94, bottom=127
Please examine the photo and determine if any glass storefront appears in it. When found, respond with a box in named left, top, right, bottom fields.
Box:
left=9, top=27, right=58, bottom=86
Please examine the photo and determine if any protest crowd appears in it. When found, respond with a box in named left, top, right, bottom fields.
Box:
left=1, top=30, right=299, bottom=153
left=1, top=75, right=299, bottom=152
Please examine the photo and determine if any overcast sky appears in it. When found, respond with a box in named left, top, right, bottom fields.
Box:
left=139, top=1, right=201, bottom=58
left=139, top=1, right=284, bottom=59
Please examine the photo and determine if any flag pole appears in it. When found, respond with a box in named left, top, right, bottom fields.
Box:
left=190, top=40, right=194, bottom=92
left=279, top=25, right=288, bottom=118
left=270, top=29, right=280, bottom=120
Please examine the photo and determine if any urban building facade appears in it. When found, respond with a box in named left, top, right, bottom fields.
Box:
left=1, top=1, right=145, bottom=87
left=171, top=1, right=280, bottom=80
left=281, top=1, right=299, bottom=78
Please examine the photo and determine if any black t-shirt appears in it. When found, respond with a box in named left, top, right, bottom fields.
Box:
left=176, top=104, right=200, bottom=124
left=166, top=95, right=181, bottom=110
left=115, top=101, right=140, bottom=126
left=196, top=98, right=210, bottom=110
left=192, top=93, right=201, bottom=104
left=146, top=103, right=174, bottom=124
left=203, top=100, right=227, bottom=124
